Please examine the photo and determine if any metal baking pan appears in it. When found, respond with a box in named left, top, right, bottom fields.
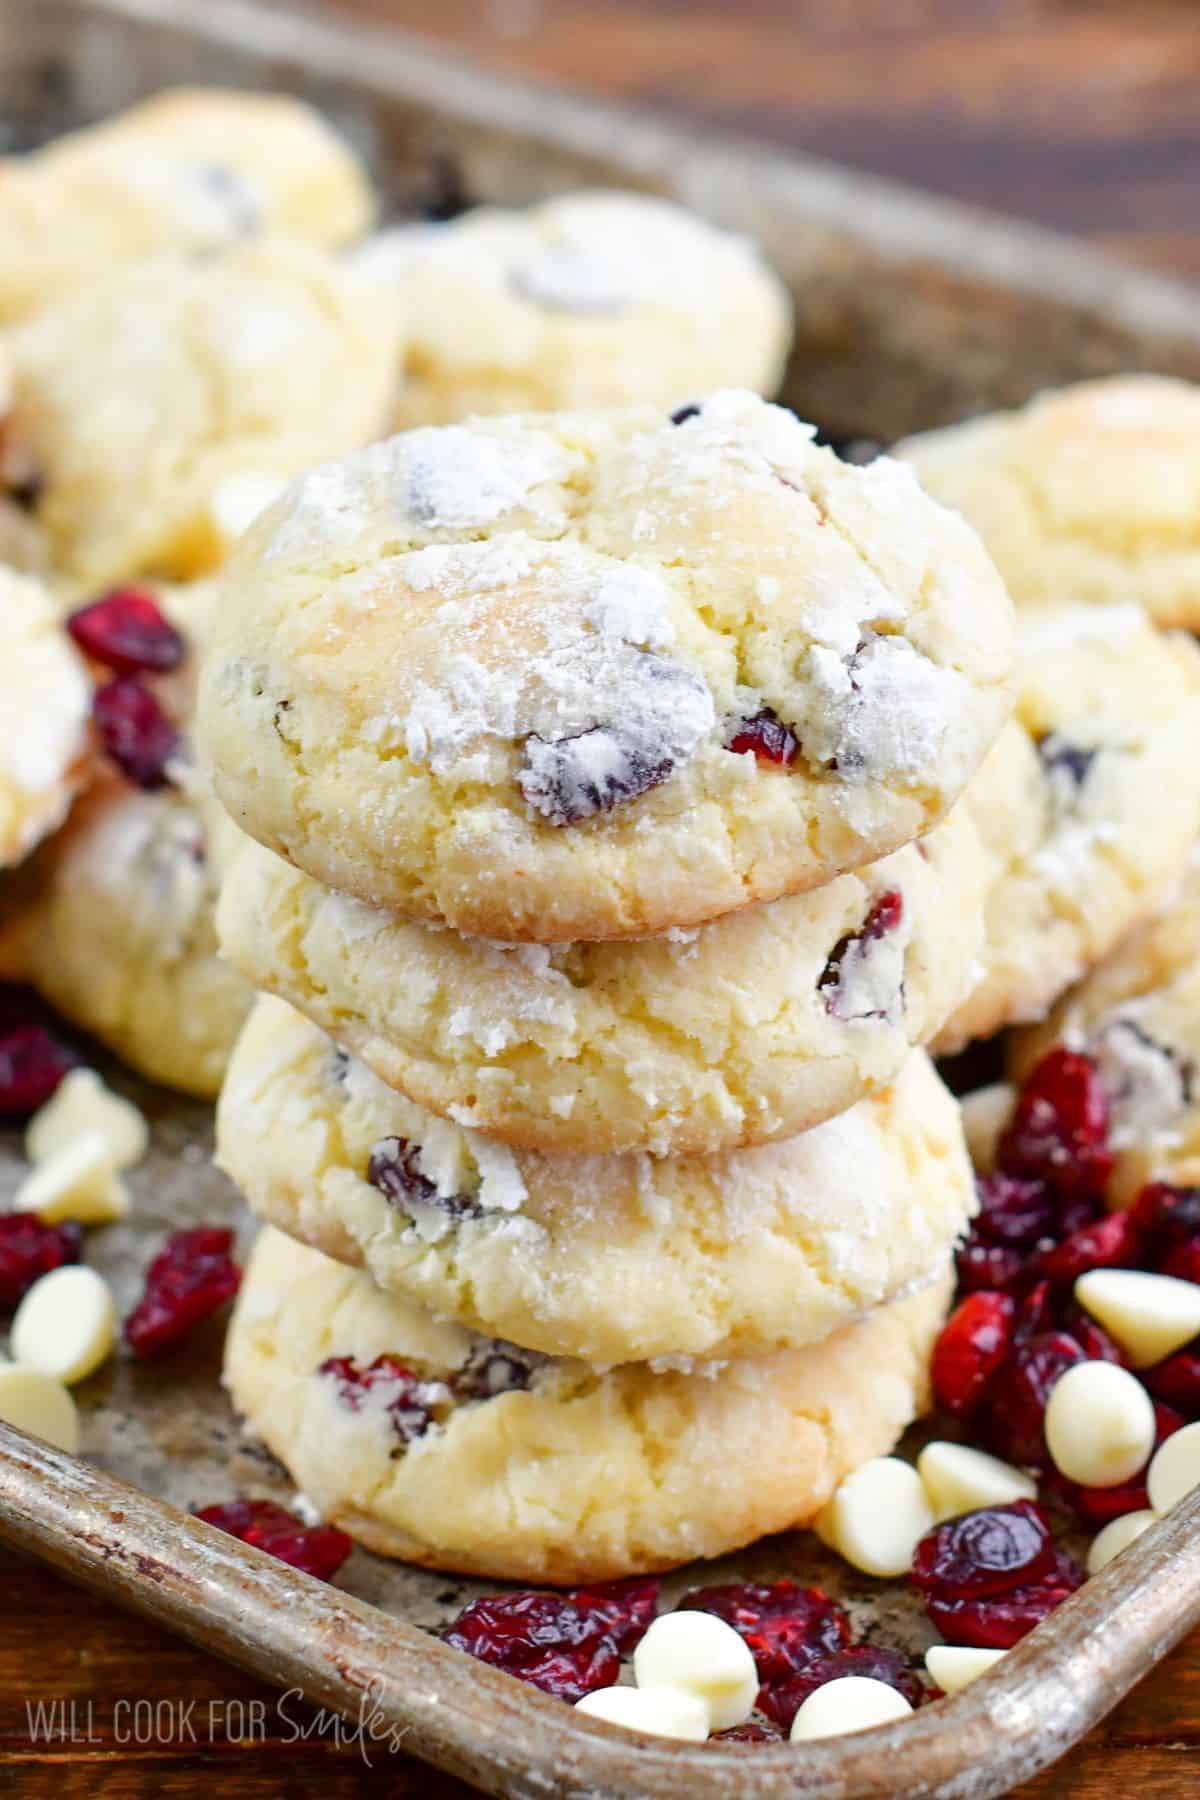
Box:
left=2, top=0, right=1200, bottom=1793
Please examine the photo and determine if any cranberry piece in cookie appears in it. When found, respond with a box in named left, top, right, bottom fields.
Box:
left=67, top=589, right=185, bottom=676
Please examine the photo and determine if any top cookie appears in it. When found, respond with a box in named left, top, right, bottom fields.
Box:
left=0, top=569, right=90, bottom=868
left=0, top=88, right=374, bottom=326
left=898, top=375, right=1200, bottom=630
left=351, top=191, right=793, bottom=426
left=199, top=391, right=1014, bottom=941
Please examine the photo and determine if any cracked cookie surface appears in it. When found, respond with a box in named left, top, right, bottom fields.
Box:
left=199, top=390, right=1014, bottom=940
left=224, top=1222, right=951, bottom=1581
left=216, top=996, right=972, bottom=1364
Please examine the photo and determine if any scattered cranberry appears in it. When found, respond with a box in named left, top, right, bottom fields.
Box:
left=923, top=1550, right=1084, bottom=1650
left=67, top=588, right=185, bottom=676
left=1145, top=1350, right=1200, bottom=1414
left=1014, top=1280, right=1057, bottom=1342
left=1161, top=1238, right=1200, bottom=1285
left=931, top=1291, right=1015, bottom=1419
left=1131, top=1183, right=1200, bottom=1254
left=443, top=1583, right=656, bottom=1701
left=0, top=1024, right=77, bottom=1117
left=973, top=1173, right=1056, bottom=1249
left=712, top=1720, right=783, bottom=1743
left=1034, top=1211, right=1142, bottom=1286
left=818, top=890, right=904, bottom=1019
left=92, top=678, right=180, bottom=788
left=0, top=1213, right=82, bottom=1308
left=912, top=1502, right=1054, bottom=1603
left=678, top=1581, right=850, bottom=1686
left=1058, top=1303, right=1127, bottom=1366
left=757, top=1646, right=924, bottom=1731
left=725, top=709, right=799, bottom=767
left=125, top=1226, right=241, bottom=1358
left=318, top=1354, right=439, bottom=1442
left=367, top=1137, right=436, bottom=1206
left=996, top=1049, right=1113, bottom=1198
left=956, top=1242, right=1026, bottom=1293
left=984, top=1331, right=1087, bottom=1467
left=196, top=1498, right=352, bottom=1582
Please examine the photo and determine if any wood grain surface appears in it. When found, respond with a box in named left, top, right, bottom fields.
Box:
left=6, top=3, right=1200, bottom=1797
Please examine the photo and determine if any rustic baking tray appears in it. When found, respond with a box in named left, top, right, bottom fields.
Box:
left=3, top=0, right=1200, bottom=1793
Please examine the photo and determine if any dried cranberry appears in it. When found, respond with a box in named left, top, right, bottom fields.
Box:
left=1013, top=1281, right=1057, bottom=1342
left=974, top=1173, right=1055, bottom=1249
left=92, top=678, right=180, bottom=789
left=1035, top=1211, right=1143, bottom=1286
left=997, top=1049, right=1113, bottom=1197
left=1037, top=736, right=1097, bottom=790
left=0, top=1024, right=77, bottom=1117
left=818, top=890, right=904, bottom=1020
left=318, top=1354, right=439, bottom=1442
left=196, top=1498, right=352, bottom=1582
left=67, top=588, right=185, bottom=675
left=1145, top=1350, right=1200, bottom=1415
left=1063, top=1310, right=1128, bottom=1366
left=726, top=709, right=798, bottom=767
left=367, top=1137, right=437, bottom=1206
left=983, top=1331, right=1087, bottom=1467
left=520, top=723, right=676, bottom=825
left=757, top=1646, right=923, bottom=1731
left=956, top=1242, right=1026, bottom=1293
left=677, top=1581, right=850, bottom=1685
left=911, top=1502, right=1054, bottom=1602
left=712, top=1720, right=783, bottom=1743
left=560, top=1578, right=660, bottom=1655
left=931, top=1291, right=1015, bottom=1419
left=1131, top=1183, right=1200, bottom=1254
left=923, top=1550, right=1083, bottom=1650
left=1161, top=1238, right=1200, bottom=1286
left=670, top=403, right=701, bottom=426
left=0, top=1213, right=82, bottom=1308
left=125, top=1226, right=241, bottom=1358
left=451, top=1341, right=544, bottom=1402
left=443, top=1587, right=641, bottom=1701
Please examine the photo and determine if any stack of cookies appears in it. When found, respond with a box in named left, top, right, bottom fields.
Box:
left=198, top=389, right=1017, bottom=1582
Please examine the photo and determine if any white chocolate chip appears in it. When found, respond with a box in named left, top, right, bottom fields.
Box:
left=27, top=1068, right=148, bottom=1171
left=1087, top=1509, right=1156, bottom=1575
left=1147, top=1420, right=1200, bottom=1516
left=1075, top=1269, right=1200, bottom=1370
left=789, top=1675, right=912, bottom=1741
left=815, top=1456, right=934, bottom=1578
left=917, top=1442, right=1036, bottom=1520
left=959, top=1083, right=1015, bottom=1174
left=1044, top=1361, right=1156, bottom=1488
left=12, top=1132, right=131, bottom=1226
left=0, top=1362, right=79, bottom=1452
left=11, top=1265, right=116, bottom=1385
left=924, top=1645, right=1006, bottom=1693
left=574, top=1685, right=709, bottom=1741
left=631, top=1611, right=757, bottom=1732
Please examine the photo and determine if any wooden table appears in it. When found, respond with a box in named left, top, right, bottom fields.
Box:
left=7, top=3, right=1200, bottom=1795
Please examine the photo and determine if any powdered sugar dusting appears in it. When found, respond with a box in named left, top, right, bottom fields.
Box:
left=1090, top=1009, right=1193, bottom=1149
left=798, top=634, right=969, bottom=781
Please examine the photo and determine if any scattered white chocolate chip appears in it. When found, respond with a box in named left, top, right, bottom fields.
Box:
left=924, top=1645, right=1006, bottom=1693
left=1044, top=1361, right=1156, bottom=1488
left=0, top=1362, right=79, bottom=1453
left=917, top=1441, right=1036, bottom=1520
left=11, top=1264, right=117, bottom=1385
left=27, top=1068, right=148, bottom=1171
left=1087, top=1509, right=1157, bottom=1575
left=1147, top=1420, right=1200, bottom=1516
left=631, top=1611, right=757, bottom=1732
left=789, top=1675, right=912, bottom=1742
left=1075, top=1268, right=1200, bottom=1370
left=12, top=1132, right=130, bottom=1226
left=959, top=1083, right=1014, bottom=1174
left=815, top=1456, right=934, bottom=1578
left=574, top=1684, right=709, bottom=1741
left=208, top=471, right=288, bottom=544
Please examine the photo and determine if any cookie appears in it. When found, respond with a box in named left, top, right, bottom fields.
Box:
left=1010, top=863, right=1200, bottom=1206
left=199, top=391, right=1014, bottom=941
left=3, top=243, right=399, bottom=587
left=216, top=997, right=972, bottom=1364
left=0, top=569, right=90, bottom=868
left=224, top=1224, right=951, bottom=1581
left=5, top=767, right=252, bottom=1097
left=217, top=801, right=985, bottom=1155
left=935, top=605, right=1200, bottom=1054
left=0, top=88, right=373, bottom=326
left=898, top=376, right=1200, bottom=631
left=351, top=191, right=792, bottom=426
